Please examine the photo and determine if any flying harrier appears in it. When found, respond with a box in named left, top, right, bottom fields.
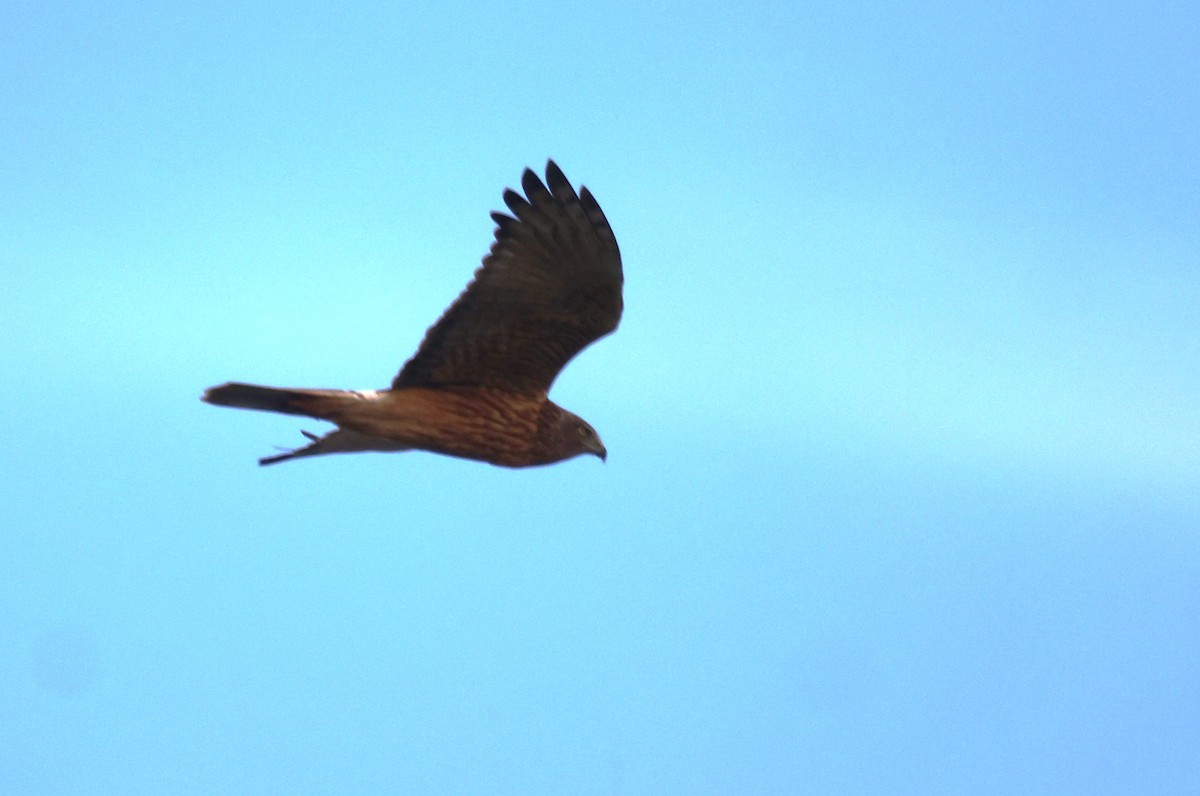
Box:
left=202, top=161, right=622, bottom=467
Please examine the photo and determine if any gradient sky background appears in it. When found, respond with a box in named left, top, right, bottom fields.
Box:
left=3, top=2, right=1199, bottom=794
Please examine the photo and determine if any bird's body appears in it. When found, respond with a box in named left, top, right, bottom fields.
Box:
left=204, top=383, right=590, bottom=467
left=203, top=162, right=621, bottom=468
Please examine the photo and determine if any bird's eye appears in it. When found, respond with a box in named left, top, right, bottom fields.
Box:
left=577, top=425, right=590, bottom=438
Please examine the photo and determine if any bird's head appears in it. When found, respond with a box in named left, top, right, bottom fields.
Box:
left=571, top=417, right=608, bottom=462
left=543, top=405, right=607, bottom=463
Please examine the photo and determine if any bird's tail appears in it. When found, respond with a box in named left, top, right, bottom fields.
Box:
left=201, top=382, right=349, bottom=419
left=202, top=382, right=404, bottom=466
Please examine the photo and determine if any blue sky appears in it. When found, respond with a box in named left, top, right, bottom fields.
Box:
left=2, top=2, right=1198, bottom=793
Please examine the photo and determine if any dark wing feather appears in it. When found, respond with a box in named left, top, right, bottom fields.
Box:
left=391, top=161, right=622, bottom=392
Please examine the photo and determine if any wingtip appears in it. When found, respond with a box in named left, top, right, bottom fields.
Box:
left=503, top=186, right=532, bottom=216
left=544, top=159, right=577, bottom=200
left=520, top=166, right=549, bottom=200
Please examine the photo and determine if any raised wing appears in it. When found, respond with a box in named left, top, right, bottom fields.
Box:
left=391, top=161, right=622, bottom=393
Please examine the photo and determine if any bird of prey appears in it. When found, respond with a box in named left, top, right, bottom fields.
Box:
left=202, top=161, right=622, bottom=467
